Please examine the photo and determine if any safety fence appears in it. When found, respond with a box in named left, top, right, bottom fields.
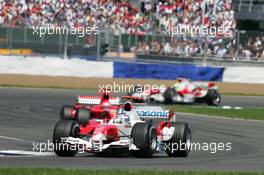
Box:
left=0, top=25, right=263, bottom=63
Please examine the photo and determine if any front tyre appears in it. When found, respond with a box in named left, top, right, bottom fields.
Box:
left=53, top=120, right=80, bottom=157
left=131, top=122, right=157, bottom=158
left=164, top=122, right=191, bottom=157
left=205, top=90, right=221, bottom=106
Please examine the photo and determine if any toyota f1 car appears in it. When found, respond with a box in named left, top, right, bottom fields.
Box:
left=53, top=92, right=191, bottom=158
left=129, top=78, right=221, bottom=106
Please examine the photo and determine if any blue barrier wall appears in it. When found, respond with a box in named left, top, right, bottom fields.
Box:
left=114, top=62, right=224, bottom=81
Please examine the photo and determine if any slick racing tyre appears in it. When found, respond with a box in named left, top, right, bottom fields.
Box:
left=164, top=122, right=191, bottom=157
left=53, top=120, right=80, bottom=157
left=131, top=122, right=157, bottom=158
left=60, top=105, right=73, bottom=120
left=163, top=87, right=175, bottom=104
left=205, top=90, right=221, bottom=106
left=76, top=108, right=91, bottom=126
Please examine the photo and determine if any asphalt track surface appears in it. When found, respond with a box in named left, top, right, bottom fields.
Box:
left=0, top=87, right=263, bottom=171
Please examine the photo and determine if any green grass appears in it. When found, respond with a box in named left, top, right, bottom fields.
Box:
left=166, top=105, right=264, bottom=121
left=0, top=168, right=262, bottom=175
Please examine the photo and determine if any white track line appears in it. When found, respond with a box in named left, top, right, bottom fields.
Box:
left=0, top=150, right=54, bottom=156
left=0, top=135, right=55, bottom=157
left=0, top=135, right=30, bottom=142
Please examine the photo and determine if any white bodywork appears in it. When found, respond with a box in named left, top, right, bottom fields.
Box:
left=131, top=86, right=167, bottom=102
left=61, top=107, right=175, bottom=153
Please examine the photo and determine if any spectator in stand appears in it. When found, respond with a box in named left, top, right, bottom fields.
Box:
left=137, top=41, right=144, bottom=54
left=216, top=44, right=228, bottom=58
left=150, top=39, right=161, bottom=54
left=164, top=42, right=172, bottom=55
left=189, top=43, right=200, bottom=56
left=235, top=47, right=247, bottom=60
left=142, top=42, right=150, bottom=54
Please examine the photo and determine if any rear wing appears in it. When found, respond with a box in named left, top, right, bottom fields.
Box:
left=76, top=96, right=120, bottom=105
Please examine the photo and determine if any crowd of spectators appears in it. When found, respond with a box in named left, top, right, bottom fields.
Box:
left=0, top=0, right=152, bottom=35
left=140, top=0, right=236, bottom=37
left=235, top=36, right=264, bottom=60
left=0, top=0, right=237, bottom=34
left=0, top=0, right=263, bottom=60
left=136, top=35, right=264, bottom=60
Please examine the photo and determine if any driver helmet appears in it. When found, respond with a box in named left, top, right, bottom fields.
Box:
left=102, top=101, right=110, bottom=108
left=124, top=102, right=132, bottom=112
left=176, top=77, right=184, bottom=82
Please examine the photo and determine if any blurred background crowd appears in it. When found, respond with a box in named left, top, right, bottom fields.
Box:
left=0, top=0, right=263, bottom=60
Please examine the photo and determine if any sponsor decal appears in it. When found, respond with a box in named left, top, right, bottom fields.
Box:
left=136, top=110, right=169, bottom=117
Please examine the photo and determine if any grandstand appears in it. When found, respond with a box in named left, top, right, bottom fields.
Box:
left=0, top=0, right=263, bottom=62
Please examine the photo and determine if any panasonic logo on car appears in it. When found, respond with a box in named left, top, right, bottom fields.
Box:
left=136, top=110, right=169, bottom=118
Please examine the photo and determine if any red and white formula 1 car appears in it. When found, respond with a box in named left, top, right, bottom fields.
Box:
left=130, top=78, right=221, bottom=106
left=53, top=94, right=191, bottom=158
left=59, top=91, right=121, bottom=122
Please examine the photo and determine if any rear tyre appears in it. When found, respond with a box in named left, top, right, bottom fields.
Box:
left=131, top=122, right=157, bottom=158
left=205, top=90, right=221, bottom=106
left=60, top=105, right=73, bottom=120
left=76, top=108, right=91, bottom=126
left=163, top=88, right=175, bottom=104
left=164, top=122, right=191, bottom=157
left=53, top=120, right=80, bottom=157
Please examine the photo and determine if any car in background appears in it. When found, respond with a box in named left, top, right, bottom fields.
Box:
left=59, top=91, right=121, bottom=124
left=129, top=78, right=221, bottom=106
